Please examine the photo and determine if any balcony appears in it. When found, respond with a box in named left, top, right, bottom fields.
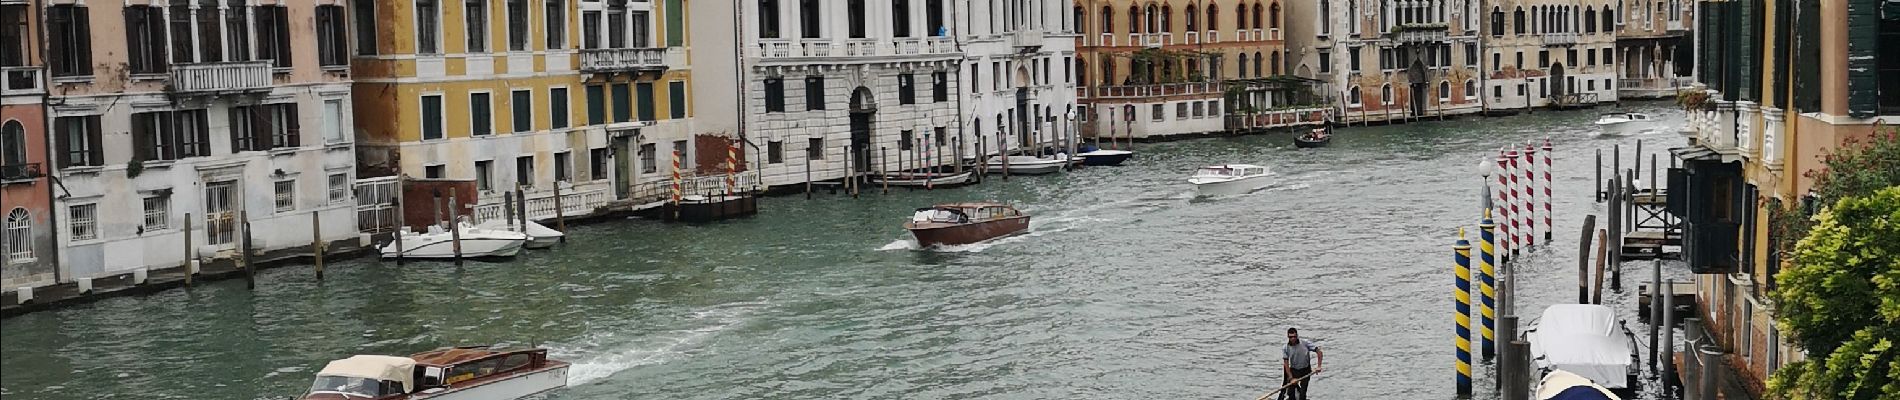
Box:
left=1141, top=33, right=1168, bottom=47
left=0, top=162, right=42, bottom=183
left=168, top=61, right=272, bottom=94
left=1100, top=33, right=1116, bottom=46
left=752, top=37, right=957, bottom=61
left=1185, top=31, right=1199, bottom=44
left=1542, top=32, right=1579, bottom=46
left=1079, top=82, right=1223, bottom=100
left=1, top=66, right=43, bottom=95
left=579, top=47, right=673, bottom=73
left=1013, top=30, right=1046, bottom=50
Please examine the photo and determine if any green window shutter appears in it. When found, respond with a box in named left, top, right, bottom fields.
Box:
left=1845, top=0, right=1881, bottom=117
left=1737, top=0, right=1757, bottom=101
left=1793, top=0, right=1822, bottom=111
left=665, top=0, right=683, bottom=47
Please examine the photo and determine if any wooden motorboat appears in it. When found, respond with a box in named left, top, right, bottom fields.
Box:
left=903, top=202, right=1030, bottom=247
left=381, top=222, right=528, bottom=259
left=1187, top=164, right=1273, bottom=197
left=1593, top=112, right=1653, bottom=136
left=982, top=155, right=1067, bottom=175
left=301, top=346, right=568, bottom=400
left=1076, top=145, right=1135, bottom=166
left=1294, top=127, right=1332, bottom=148
left=874, top=171, right=977, bottom=188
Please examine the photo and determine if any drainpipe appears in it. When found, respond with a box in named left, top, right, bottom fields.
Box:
left=728, top=0, right=761, bottom=180
left=35, top=0, right=64, bottom=284
left=951, top=0, right=966, bottom=165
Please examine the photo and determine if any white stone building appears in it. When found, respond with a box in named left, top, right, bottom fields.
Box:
left=957, top=0, right=1078, bottom=155
left=1285, top=0, right=1486, bottom=124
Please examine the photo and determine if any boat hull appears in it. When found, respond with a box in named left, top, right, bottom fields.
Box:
left=414, top=364, right=569, bottom=400
left=1191, top=176, right=1273, bottom=197
left=1077, top=150, right=1134, bottom=166
left=906, top=216, right=1030, bottom=246
left=381, top=235, right=527, bottom=259
left=1595, top=121, right=1640, bottom=136
left=874, top=172, right=977, bottom=187
left=983, top=162, right=1065, bottom=175
left=1293, top=137, right=1331, bottom=148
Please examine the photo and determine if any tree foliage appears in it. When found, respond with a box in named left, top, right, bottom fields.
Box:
left=1767, top=187, right=1900, bottom=400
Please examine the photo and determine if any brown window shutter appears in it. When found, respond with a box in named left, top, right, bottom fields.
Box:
left=285, top=104, right=301, bottom=148
left=86, top=117, right=103, bottom=166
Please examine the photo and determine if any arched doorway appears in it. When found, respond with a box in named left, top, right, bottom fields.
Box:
left=1549, top=62, right=1567, bottom=102
left=850, top=87, right=876, bottom=173
left=1014, top=66, right=1034, bottom=148
left=1407, top=57, right=1428, bottom=117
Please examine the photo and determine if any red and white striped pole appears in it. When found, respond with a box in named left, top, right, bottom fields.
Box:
left=1521, top=142, right=1538, bottom=248
left=1496, top=150, right=1514, bottom=258
left=1505, top=148, right=1523, bottom=255
left=725, top=142, right=739, bottom=195
left=1542, top=138, right=1554, bottom=241
left=671, top=150, right=683, bottom=205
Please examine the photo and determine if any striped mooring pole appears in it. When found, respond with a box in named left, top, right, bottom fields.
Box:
left=1504, top=149, right=1522, bottom=256
left=725, top=142, right=739, bottom=195
left=1541, top=138, right=1554, bottom=241
left=1478, top=211, right=1498, bottom=361
left=1454, top=228, right=1475, bottom=397
left=671, top=150, right=683, bottom=219
left=1521, top=142, right=1538, bottom=248
left=1494, top=151, right=1512, bottom=262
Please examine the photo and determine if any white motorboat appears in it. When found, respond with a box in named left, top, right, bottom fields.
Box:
left=1187, top=164, right=1273, bottom=197
left=477, top=220, right=564, bottom=249
left=380, top=222, right=529, bottom=259
left=983, top=155, right=1068, bottom=175
left=873, top=171, right=977, bottom=187
left=1593, top=112, right=1653, bottom=136
left=1526, top=304, right=1640, bottom=393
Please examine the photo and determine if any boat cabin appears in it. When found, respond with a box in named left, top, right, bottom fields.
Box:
left=303, top=347, right=558, bottom=399
left=910, top=203, right=1022, bottom=225
left=1192, top=165, right=1268, bottom=178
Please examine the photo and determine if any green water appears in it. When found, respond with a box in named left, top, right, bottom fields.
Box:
left=1, top=104, right=1688, bottom=399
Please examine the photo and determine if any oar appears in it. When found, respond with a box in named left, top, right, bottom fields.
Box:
left=1251, top=369, right=1321, bottom=400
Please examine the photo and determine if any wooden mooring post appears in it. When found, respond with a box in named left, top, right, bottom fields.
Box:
left=240, top=211, right=254, bottom=290
left=1578, top=215, right=1598, bottom=304
left=448, top=194, right=464, bottom=266
left=183, top=213, right=194, bottom=287
left=553, top=183, right=567, bottom=242
left=311, top=211, right=324, bottom=281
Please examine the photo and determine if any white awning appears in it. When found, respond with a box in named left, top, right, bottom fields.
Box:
left=318, top=355, right=416, bottom=391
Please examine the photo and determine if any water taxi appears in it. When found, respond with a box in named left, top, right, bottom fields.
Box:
left=904, top=202, right=1031, bottom=246
left=302, top=346, right=568, bottom=399
left=1187, top=164, right=1274, bottom=197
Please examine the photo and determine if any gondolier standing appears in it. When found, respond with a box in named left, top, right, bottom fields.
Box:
left=1280, top=327, right=1323, bottom=400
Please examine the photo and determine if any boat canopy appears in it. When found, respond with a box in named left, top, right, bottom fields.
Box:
left=317, top=355, right=417, bottom=392
left=1528, top=304, right=1632, bottom=389
left=913, top=208, right=969, bottom=223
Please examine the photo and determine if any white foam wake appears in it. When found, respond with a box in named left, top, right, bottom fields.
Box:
left=552, top=301, right=766, bottom=385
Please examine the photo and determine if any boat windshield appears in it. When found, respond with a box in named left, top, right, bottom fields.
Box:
left=308, top=375, right=393, bottom=398
left=913, top=209, right=967, bottom=223
left=1193, top=167, right=1234, bottom=177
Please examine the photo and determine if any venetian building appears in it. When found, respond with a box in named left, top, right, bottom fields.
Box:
left=1, top=0, right=57, bottom=288
left=1072, top=0, right=1290, bottom=139
left=1286, top=0, right=1485, bottom=125
left=1612, top=0, right=1690, bottom=98
left=1478, top=0, right=1620, bottom=111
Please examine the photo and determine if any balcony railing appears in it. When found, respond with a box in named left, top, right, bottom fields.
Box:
left=1238, top=30, right=1252, bottom=41
left=472, top=187, right=614, bottom=224
left=1185, top=31, right=1199, bottom=44
left=169, top=61, right=272, bottom=93
left=1396, top=29, right=1448, bottom=43
left=1, top=66, right=43, bottom=95
left=1267, top=28, right=1279, bottom=40
left=1542, top=32, right=1579, bottom=46
left=630, top=171, right=763, bottom=204
left=0, top=162, right=43, bottom=183
left=1206, top=31, right=1220, bottom=43
left=579, top=47, right=672, bottom=72
left=1079, top=82, right=1223, bottom=99
left=1142, top=33, right=1167, bottom=47
left=754, top=37, right=957, bottom=60
left=844, top=38, right=879, bottom=56
left=1100, top=33, right=1116, bottom=46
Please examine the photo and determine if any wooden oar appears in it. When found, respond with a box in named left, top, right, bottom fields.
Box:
left=1251, top=370, right=1320, bottom=400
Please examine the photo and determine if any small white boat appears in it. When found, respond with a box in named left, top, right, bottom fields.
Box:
left=874, top=171, right=977, bottom=187
left=1593, top=112, right=1653, bottom=136
left=983, top=155, right=1068, bottom=175
left=1187, top=164, right=1273, bottom=197
left=380, top=222, right=529, bottom=259
left=477, top=220, right=564, bottom=249
left=1526, top=304, right=1640, bottom=393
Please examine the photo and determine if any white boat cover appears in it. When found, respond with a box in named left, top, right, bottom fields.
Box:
left=318, top=355, right=416, bottom=391
left=1528, top=304, right=1631, bottom=388
left=1535, top=369, right=1622, bottom=400
left=522, top=220, right=564, bottom=239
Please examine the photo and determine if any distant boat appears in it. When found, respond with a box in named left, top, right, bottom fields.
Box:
left=301, top=346, right=568, bottom=400
left=1187, top=164, right=1273, bottom=197
left=1593, top=112, right=1653, bottom=136
left=1294, top=126, right=1332, bottom=148
left=380, top=222, right=528, bottom=259
left=904, top=202, right=1030, bottom=247
left=983, top=155, right=1068, bottom=175
left=1526, top=304, right=1641, bottom=394
left=874, top=171, right=977, bottom=188
left=1075, top=144, right=1135, bottom=166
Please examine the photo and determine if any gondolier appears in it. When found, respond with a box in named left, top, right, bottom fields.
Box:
left=1280, top=327, right=1323, bottom=400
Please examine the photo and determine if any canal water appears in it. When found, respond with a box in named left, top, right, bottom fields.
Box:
left=2, top=103, right=1690, bottom=400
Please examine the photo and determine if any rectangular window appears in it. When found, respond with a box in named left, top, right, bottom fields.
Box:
left=582, top=11, right=600, bottom=49
left=1567, top=49, right=1577, bottom=68
left=805, top=76, right=826, bottom=110
left=1603, top=48, right=1613, bottom=65
left=1176, top=103, right=1189, bottom=119
left=668, top=81, right=686, bottom=119
left=267, top=104, right=300, bottom=149
left=194, top=0, right=222, bottom=63
left=69, top=204, right=97, bottom=241
left=612, top=84, right=632, bottom=122
left=425, top=164, right=445, bottom=178
left=607, top=2, right=626, bottom=48
left=323, top=100, right=347, bottom=144
left=125, top=6, right=167, bottom=74
left=132, top=110, right=211, bottom=161
left=933, top=72, right=949, bottom=102
left=226, top=0, right=251, bottom=61
left=466, top=0, right=488, bottom=52
left=143, top=196, right=170, bottom=231
left=422, top=95, right=445, bottom=140
left=1493, top=85, right=1502, bottom=99
left=934, top=127, right=946, bottom=147
left=807, top=138, right=825, bottom=159
left=507, top=0, right=528, bottom=51
left=631, top=11, right=651, bottom=47
left=256, top=5, right=292, bottom=68
left=1587, top=50, right=1596, bottom=67
left=475, top=159, right=493, bottom=191
left=1493, top=53, right=1501, bottom=71
left=545, top=0, right=566, bottom=49
left=553, top=151, right=572, bottom=182
left=470, top=92, right=493, bottom=136
left=637, top=82, right=657, bottom=121
left=898, top=74, right=916, bottom=105
left=328, top=173, right=349, bottom=204
left=1192, top=102, right=1205, bottom=118
left=47, top=5, right=92, bottom=77
left=169, top=0, right=194, bottom=64
left=764, top=78, right=786, bottom=112
left=317, top=5, right=350, bottom=66
left=639, top=143, right=657, bottom=173
left=512, top=90, right=533, bottom=132
left=417, top=0, right=441, bottom=54
left=1538, top=50, right=1549, bottom=68
left=589, top=147, right=610, bottom=180
left=900, top=130, right=914, bottom=150
left=672, top=140, right=687, bottom=167
left=1465, top=43, right=1478, bottom=67
left=1348, top=47, right=1361, bottom=73
left=768, top=141, right=784, bottom=164
left=1152, top=104, right=1164, bottom=121
left=355, top=0, right=379, bottom=55
left=1318, top=51, right=1330, bottom=73
left=891, top=0, right=911, bottom=37
left=970, top=65, right=979, bottom=93
left=56, top=116, right=103, bottom=168
left=274, top=180, right=297, bottom=212
left=586, top=85, right=606, bottom=125
left=550, top=88, right=570, bottom=129
left=515, top=155, right=535, bottom=187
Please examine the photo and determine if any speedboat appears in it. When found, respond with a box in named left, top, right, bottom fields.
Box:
left=301, top=346, right=568, bottom=400
left=874, top=171, right=977, bottom=188
left=1593, top=112, right=1653, bottom=136
left=1294, top=126, right=1332, bottom=148
left=1526, top=304, right=1641, bottom=394
left=476, top=220, right=564, bottom=249
left=1075, top=144, right=1135, bottom=166
left=1187, top=164, right=1273, bottom=197
left=904, top=202, right=1030, bottom=247
left=1535, top=369, right=1624, bottom=400
left=380, top=222, right=529, bottom=259
left=982, top=155, right=1068, bottom=175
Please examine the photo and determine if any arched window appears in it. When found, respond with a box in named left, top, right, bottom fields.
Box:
left=1270, top=51, right=1280, bottom=75
left=1490, top=6, right=1504, bottom=36
left=1102, top=60, right=1115, bottom=85
left=1235, top=4, right=1246, bottom=31
left=1075, top=6, right=1086, bottom=34
left=1185, top=4, right=1198, bottom=31
left=1253, top=52, right=1263, bottom=77
left=1381, top=84, right=1392, bottom=104
left=1465, top=79, right=1477, bottom=99
left=1513, top=6, right=1525, bottom=35
left=1161, top=5, right=1172, bottom=33
left=1102, top=6, right=1114, bottom=33
left=0, top=121, right=24, bottom=169
left=1129, top=6, right=1141, bottom=33
left=1268, top=3, right=1279, bottom=29
left=1603, top=6, right=1614, bottom=29
left=1348, top=86, right=1362, bottom=105
left=1584, top=7, right=1595, bottom=33
left=1252, top=3, right=1263, bottom=30
left=1206, top=4, right=1218, bottom=31
left=1145, top=5, right=1158, bottom=34
left=1077, top=59, right=1088, bottom=85
left=4, top=208, right=29, bottom=263
left=1439, top=80, right=1451, bottom=100
left=1238, top=56, right=1249, bottom=78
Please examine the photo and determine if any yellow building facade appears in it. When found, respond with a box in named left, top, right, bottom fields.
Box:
left=352, top=0, right=695, bottom=213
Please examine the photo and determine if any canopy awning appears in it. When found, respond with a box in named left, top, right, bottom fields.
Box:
left=318, top=355, right=417, bottom=391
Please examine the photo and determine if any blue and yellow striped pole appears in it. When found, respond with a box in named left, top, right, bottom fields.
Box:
left=1478, top=212, right=1497, bottom=362
left=1454, top=228, right=1473, bottom=397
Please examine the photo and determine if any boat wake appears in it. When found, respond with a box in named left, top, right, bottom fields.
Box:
left=553, top=301, right=766, bottom=385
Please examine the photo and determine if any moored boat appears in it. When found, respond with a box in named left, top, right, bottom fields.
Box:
left=301, top=346, right=568, bottom=400
left=904, top=202, right=1030, bottom=247
left=1593, top=112, right=1653, bottom=136
left=476, top=220, right=564, bottom=249
left=380, top=222, right=529, bottom=259
left=1075, top=144, right=1135, bottom=166
left=982, top=155, right=1068, bottom=175
left=1187, top=164, right=1273, bottom=197
left=873, top=171, right=977, bottom=188
left=1526, top=304, right=1641, bottom=394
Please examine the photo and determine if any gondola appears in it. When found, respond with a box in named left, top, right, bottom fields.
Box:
left=1294, top=126, right=1332, bottom=148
